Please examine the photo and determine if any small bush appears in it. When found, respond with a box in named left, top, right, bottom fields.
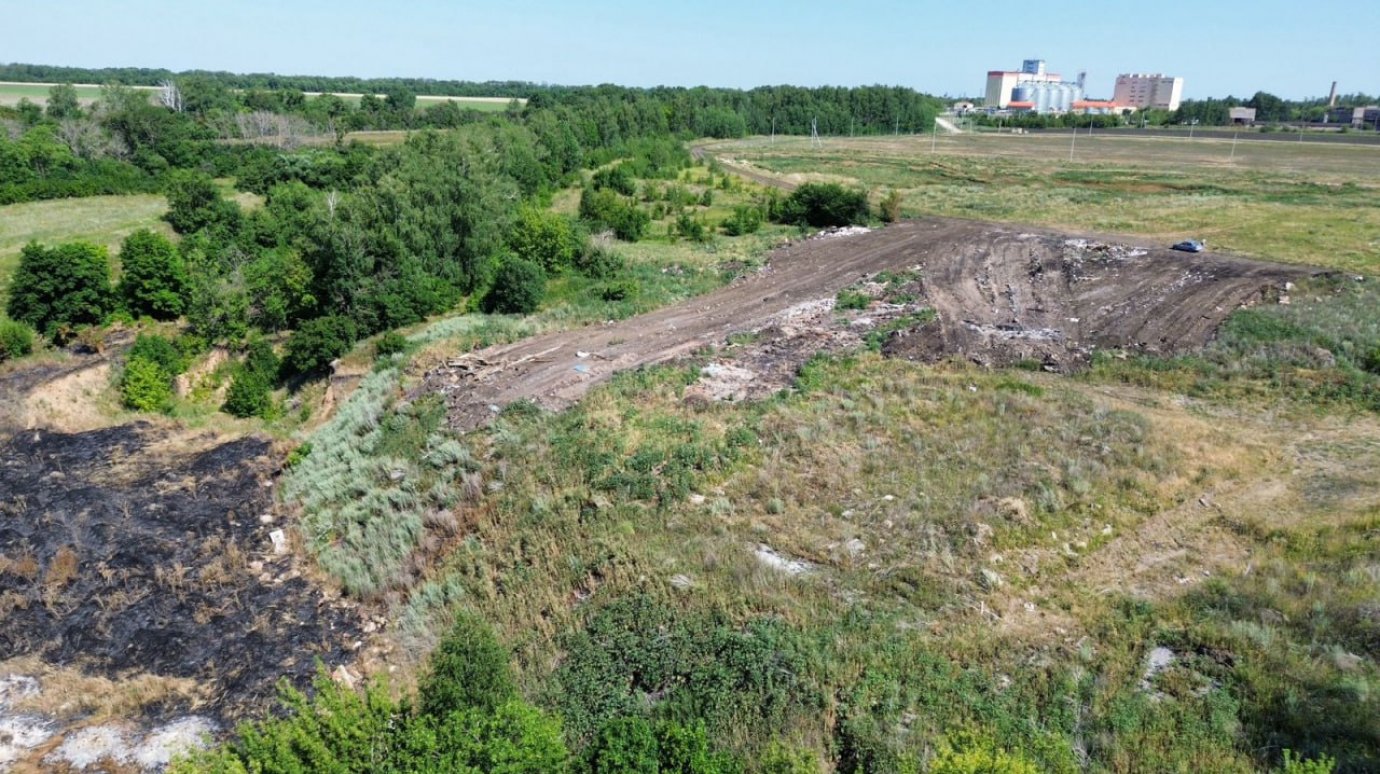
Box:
left=128, top=333, right=189, bottom=377
left=283, top=315, right=358, bottom=377
left=761, top=743, right=820, bottom=773
left=375, top=331, right=409, bottom=359
left=222, top=368, right=274, bottom=418
left=483, top=258, right=546, bottom=315
left=927, top=733, right=1040, bottom=774
left=0, top=320, right=36, bottom=361
left=675, top=211, right=709, bottom=242
left=243, top=338, right=280, bottom=380
left=509, top=205, right=582, bottom=271
left=1281, top=749, right=1337, bottom=774
left=120, top=355, right=173, bottom=412
left=597, top=280, right=638, bottom=302
left=285, top=441, right=312, bottom=468
left=879, top=189, right=904, bottom=223
left=699, top=188, right=714, bottom=206
left=418, top=613, right=517, bottom=718
left=835, top=289, right=871, bottom=311
left=776, top=183, right=870, bottom=228
left=576, top=244, right=626, bottom=279
left=592, top=164, right=638, bottom=196
left=722, top=205, right=763, bottom=236
left=580, top=186, right=650, bottom=242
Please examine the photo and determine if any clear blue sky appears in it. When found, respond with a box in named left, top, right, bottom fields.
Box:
left=3, top=0, right=1376, bottom=100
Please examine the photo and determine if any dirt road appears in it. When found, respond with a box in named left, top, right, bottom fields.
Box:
left=424, top=218, right=1318, bottom=430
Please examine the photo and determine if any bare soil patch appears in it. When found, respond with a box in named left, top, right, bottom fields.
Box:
left=422, top=218, right=1317, bottom=429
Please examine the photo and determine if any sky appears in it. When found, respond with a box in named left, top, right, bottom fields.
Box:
left=3, top=0, right=1377, bottom=100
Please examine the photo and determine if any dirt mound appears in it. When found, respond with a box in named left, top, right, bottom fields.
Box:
left=422, top=218, right=1316, bottom=429
left=0, top=423, right=359, bottom=724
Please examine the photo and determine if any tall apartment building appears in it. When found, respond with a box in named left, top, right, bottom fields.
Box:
left=1113, top=74, right=1184, bottom=111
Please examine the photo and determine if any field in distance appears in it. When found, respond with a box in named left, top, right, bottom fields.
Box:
left=0, top=81, right=521, bottom=111
left=705, top=131, right=1380, bottom=272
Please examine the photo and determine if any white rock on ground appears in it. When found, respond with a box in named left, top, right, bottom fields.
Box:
left=133, top=717, right=218, bottom=769
left=754, top=544, right=812, bottom=575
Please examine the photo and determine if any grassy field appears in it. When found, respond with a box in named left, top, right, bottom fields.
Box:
left=0, top=81, right=521, bottom=111
left=0, top=194, right=171, bottom=310
left=269, top=150, right=1380, bottom=769
left=706, top=133, right=1380, bottom=273
left=0, top=81, right=147, bottom=106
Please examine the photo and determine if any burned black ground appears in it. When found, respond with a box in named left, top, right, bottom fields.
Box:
left=0, top=421, right=359, bottom=723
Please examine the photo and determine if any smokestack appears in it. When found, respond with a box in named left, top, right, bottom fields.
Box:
left=1328, top=81, right=1338, bottom=108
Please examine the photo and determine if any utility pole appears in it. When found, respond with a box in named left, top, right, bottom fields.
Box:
left=1069, top=124, right=1076, bottom=161
left=1230, top=131, right=1238, bottom=162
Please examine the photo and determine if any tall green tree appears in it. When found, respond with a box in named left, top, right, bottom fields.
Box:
left=45, top=83, right=81, bottom=120
left=118, top=229, right=188, bottom=319
left=163, top=170, right=242, bottom=235
left=6, top=241, right=113, bottom=333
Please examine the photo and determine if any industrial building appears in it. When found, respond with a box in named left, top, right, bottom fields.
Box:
left=1327, top=105, right=1380, bottom=129
left=985, top=60, right=1085, bottom=112
left=1112, top=73, right=1184, bottom=111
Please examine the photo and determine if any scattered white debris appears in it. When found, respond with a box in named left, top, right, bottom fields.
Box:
left=754, top=544, right=812, bottom=576
left=694, top=362, right=757, bottom=401
left=50, top=725, right=135, bottom=769
left=669, top=574, right=695, bottom=590
left=963, top=321, right=1065, bottom=341
left=688, top=494, right=706, bottom=505
left=0, top=715, right=55, bottom=768
left=843, top=538, right=866, bottom=557
left=0, top=675, right=39, bottom=704
left=133, top=717, right=218, bottom=769
left=576, top=351, right=591, bottom=358
left=269, top=529, right=288, bottom=555
left=1140, top=646, right=1177, bottom=692
left=814, top=226, right=871, bottom=239
left=979, top=568, right=1005, bottom=589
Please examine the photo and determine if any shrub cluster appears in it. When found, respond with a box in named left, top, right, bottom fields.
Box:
left=6, top=241, right=113, bottom=336
left=775, top=182, right=870, bottom=228
left=482, top=258, right=547, bottom=315
left=282, top=315, right=357, bottom=377
left=119, top=333, right=193, bottom=413
left=222, top=339, right=281, bottom=419
left=0, top=320, right=36, bottom=362
left=579, top=186, right=650, bottom=242
left=177, top=615, right=568, bottom=773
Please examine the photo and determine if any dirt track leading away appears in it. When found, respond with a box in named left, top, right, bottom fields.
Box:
left=424, top=218, right=1319, bottom=430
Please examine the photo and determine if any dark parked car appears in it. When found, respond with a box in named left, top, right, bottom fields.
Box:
left=1172, top=240, right=1205, bottom=253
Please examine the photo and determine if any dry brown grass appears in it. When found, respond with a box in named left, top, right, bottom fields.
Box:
left=0, top=656, right=206, bottom=720
left=19, top=362, right=115, bottom=432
